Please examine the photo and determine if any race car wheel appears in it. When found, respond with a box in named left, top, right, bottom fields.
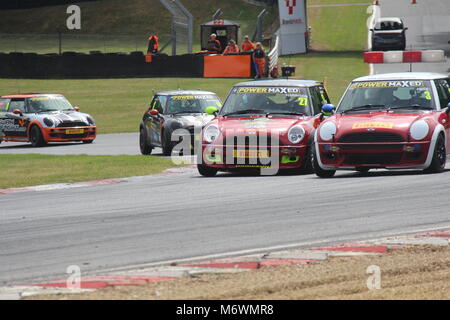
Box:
left=286, top=147, right=313, bottom=174
left=424, top=134, right=446, bottom=173
left=197, top=164, right=218, bottom=177
left=30, top=125, right=46, bottom=147
left=355, top=167, right=370, bottom=174
left=312, top=146, right=336, bottom=178
left=161, top=130, right=173, bottom=156
left=82, top=140, right=94, bottom=144
left=139, top=127, right=153, bottom=155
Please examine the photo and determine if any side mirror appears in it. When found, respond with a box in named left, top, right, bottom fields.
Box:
left=150, top=109, right=159, bottom=116
left=12, top=109, right=23, bottom=116
left=205, top=106, right=219, bottom=116
left=369, top=29, right=374, bottom=32
left=321, top=104, right=335, bottom=116
left=73, top=106, right=80, bottom=112
left=446, top=102, right=450, bottom=115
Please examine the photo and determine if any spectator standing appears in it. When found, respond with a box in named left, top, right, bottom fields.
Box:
left=206, top=33, right=222, bottom=54
left=252, top=42, right=266, bottom=79
left=223, top=39, right=240, bottom=54
left=147, top=34, right=159, bottom=54
left=241, top=35, right=255, bottom=52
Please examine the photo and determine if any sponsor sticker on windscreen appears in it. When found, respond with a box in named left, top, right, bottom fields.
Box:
left=172, top=95, right=215, bottom=100
left=350, top=81, right=424, bottom=89
left=234, top=87, right=304, bottom=94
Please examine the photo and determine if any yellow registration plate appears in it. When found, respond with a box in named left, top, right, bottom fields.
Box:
left=233, top=150, right=269, bottom=158
left=65, top=129, right=84, bottom=134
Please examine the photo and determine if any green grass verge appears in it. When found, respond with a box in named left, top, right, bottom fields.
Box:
left=308, top=1, right=371, bottom=51
left=0, top=78, right=241, bottom=134
left=0, top=154, right=180, bottom=189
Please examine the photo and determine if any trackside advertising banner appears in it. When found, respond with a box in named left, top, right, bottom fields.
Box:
left=278, top=0, right=307, bottom=55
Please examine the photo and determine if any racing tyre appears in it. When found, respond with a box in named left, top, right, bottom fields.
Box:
left=139, top=127, right=153, bottom=155
left=30, top=125, right=46, bottom=147
left=286, top=147, right=313, bottom=175
left=424, top=134, right=446, bottom=174
left=197, top=164, right=218, bottom=177
left=161, top=130, right=174, bottom=156
left=312, top=146, right=336, bottom=178
left=82, top=139, right=94, bottom=144
left=355, top=167, right=370, bottom=174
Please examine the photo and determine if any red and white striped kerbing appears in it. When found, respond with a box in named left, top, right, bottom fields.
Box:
left=364, top=50, right=446, bottom=64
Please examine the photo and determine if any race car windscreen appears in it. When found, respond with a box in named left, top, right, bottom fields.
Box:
left=27, top=96, right=74, bottom=112
left=166, top=95, right=221, bottom=114
left=220, top=86, right=312, bottom=116
left=338, top=80, right=436, bottom=112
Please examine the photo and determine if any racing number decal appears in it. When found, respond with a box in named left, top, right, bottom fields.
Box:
left=296, top=97, right=308, bottom=106
left=424, top=91, right=432, bottom=100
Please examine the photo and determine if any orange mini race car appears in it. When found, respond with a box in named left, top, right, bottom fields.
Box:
left=0, top=93, right=96, bottom=147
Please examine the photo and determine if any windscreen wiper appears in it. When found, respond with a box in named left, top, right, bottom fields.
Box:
left=265, top=111, right=306, bottom=116
left=171, top=110, right=202, bottom=115
left=340, top=104, right=386, bottom=114
left=222, top=109, right=266, bottom=117
left=388, top=105, right=433, bottom=111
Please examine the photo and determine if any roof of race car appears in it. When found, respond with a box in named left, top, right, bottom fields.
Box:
left=156, top=90, right=218, bottom=96
left=234, top=79, right=322, bottom=87
left=0, top=93, right=62, bottom=99
left=353, top=72, right=449, bottom=82
left=377, top=17, right=403, bottom=23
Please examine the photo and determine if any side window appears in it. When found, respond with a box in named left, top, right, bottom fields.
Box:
left=310, top=86, right=328, bottom=115
left=150, top=96, right=164, bottom=113
left=0, top=98, right=10, bottom=112
left=9, top=99, right=25, bottom=112
left=434, top=80, right=450, bottom=109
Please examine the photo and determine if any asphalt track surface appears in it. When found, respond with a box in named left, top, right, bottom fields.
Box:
left=372, top=0, right=450, bottom=74
left=2, top=1, right=450, bottom=287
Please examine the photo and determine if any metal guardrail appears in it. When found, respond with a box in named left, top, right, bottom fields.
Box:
left=268, top=34, right=279, bottom=73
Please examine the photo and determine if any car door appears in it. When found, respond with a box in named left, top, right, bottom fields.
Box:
left=146, top=95, right=167, bottom=146
left=0, top=98, right=28, bottom=140
left=434, top=79, right=450, bottom=149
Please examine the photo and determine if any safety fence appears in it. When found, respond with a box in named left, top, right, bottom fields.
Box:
left=0, top=33, right=173, bottom=55
left=0, top=0, right=97, bottom=10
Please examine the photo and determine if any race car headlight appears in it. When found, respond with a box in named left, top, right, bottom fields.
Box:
left=287, top=125, right=305, bottom=144
left=43, top=117, right=54, bottom=127
left=319, top=122, right=337, bottom=141
left=410, top=120, right=429, bottom=140
left=86, top=116, right=96, bottom=126
left=203, top=124, right=220, bottom=143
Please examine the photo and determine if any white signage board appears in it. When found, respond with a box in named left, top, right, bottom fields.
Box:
left=278, top=0, right=307, bottom=55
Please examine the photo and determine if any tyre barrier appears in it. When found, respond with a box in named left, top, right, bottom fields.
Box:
left=0, top=51, right=208, bottom=78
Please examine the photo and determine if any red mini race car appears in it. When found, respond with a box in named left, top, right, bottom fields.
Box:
left=0, top=93, right=96, bottom=147
left=197, top=79, right=332, bottom=176
left=313, top=72, right=450, bottom=177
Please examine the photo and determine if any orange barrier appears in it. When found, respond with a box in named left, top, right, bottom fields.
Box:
left=203, top=55, right=251, bottom=78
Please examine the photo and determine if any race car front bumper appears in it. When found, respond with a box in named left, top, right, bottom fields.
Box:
left=316, top=141, right=431, bottom=169
left=43, top=126, right=96, bottom=142
left=200, top=143, right=308, bottom=170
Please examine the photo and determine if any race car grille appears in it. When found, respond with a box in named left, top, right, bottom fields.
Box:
left=222, top=135, right=281, bottom=147
left=338, top=132, right=404, bottom=143
left=343, top=153, right=402, bottom=165
left=339, top=144, right=402, bottom=150
left=57, top=121, right=89, bottom=127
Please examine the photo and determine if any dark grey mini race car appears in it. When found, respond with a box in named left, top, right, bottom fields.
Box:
left=139, top=90, right=222, bottom=155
